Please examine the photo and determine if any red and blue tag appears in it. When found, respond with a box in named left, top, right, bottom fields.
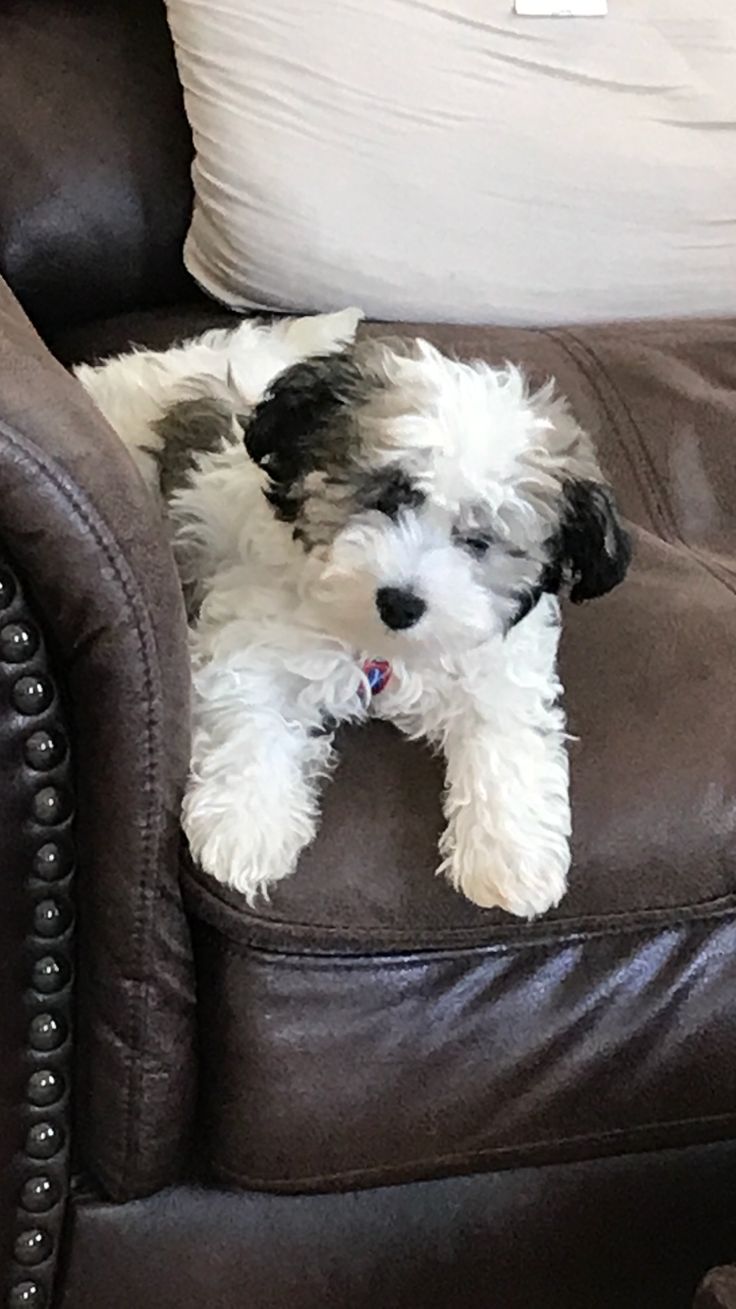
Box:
left=362, top=658, right=392, bottom=698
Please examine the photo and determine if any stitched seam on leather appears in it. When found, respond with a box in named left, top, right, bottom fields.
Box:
left=556, top=329, right=736, bottom=599
left=191, top=899, right=736, bottom=948
left=563, top=329, right=683, bottom=536
left=210, top=1109, right=736, bottom=1192
left=185, top=873, right=736, bottom=955
left=545, top=328, right=676, bottom=538
left=582, top=336, right=736, bottom=594
left=0, top=417, right=164, bottom=1192
left=195, top=905, right=736, bottom=964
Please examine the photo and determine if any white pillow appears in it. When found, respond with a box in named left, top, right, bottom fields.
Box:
left=165, top=0, right=736, bottom=325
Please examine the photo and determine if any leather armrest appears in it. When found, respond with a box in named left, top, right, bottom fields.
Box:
left=0, top=277, right=195, bottom=1202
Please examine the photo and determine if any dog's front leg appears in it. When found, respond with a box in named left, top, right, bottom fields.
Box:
left=182, top=670, right=334, bottom=902
left=438, top=693, right=571, bottom=919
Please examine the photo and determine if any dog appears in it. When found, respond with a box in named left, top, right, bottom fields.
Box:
left=76, top=307, right=630, bottom=918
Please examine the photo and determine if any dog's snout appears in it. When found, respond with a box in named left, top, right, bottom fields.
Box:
left=375, top=586, right=426, bottom=631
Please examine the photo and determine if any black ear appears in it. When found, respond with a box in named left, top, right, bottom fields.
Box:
left=545, top=479, right=632, bottom=604
left=244, top=351, right=364, bottom=517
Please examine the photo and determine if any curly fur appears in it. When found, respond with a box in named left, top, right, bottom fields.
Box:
left=76, top=308, right=630, bottom=918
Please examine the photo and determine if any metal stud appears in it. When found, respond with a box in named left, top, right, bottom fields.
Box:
left=30, top=955, right=69, bottom=996
left=28, top=1013, right=66, bottom=1054
left=31, top=843, right=71, bottom=883
left=1, top=565, right=72, bottom=1307
left=6, top=1282, right=46, bottom=1308
left=31, top=788, right=71, bottom=827
left=19, top=1176, right=60, bottom=1215
left=24, top=729, right=66, bottom=772
left=0, top=568, right=16, bottom=611
left=0, top=622, right=39, bottom=663
left=32, top=899, right=71, bottom=939
left=27, top=1070, right=64, bottom=1108
left=13, top=1229, right=52, bottom=1267
left=25, top=1122, right=64, bottom=1161
left=12, top=676, right=53, bottom=716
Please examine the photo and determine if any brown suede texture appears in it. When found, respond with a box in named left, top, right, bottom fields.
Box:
left=0, top=279, right=195, bottom=1199
left=60, top=307, right=736, bottom=1196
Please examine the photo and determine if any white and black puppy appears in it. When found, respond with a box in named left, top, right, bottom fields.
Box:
left=77, top=308, right=630, bottom=918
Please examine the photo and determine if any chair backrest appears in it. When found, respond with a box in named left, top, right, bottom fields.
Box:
left=0, top=0, right=195, bottom=339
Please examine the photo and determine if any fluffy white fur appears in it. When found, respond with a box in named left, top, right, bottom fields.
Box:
left=76, top=308, right=627, bottom=918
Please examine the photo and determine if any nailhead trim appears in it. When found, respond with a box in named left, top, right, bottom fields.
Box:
left=1, top=562, right=74, bottom=1309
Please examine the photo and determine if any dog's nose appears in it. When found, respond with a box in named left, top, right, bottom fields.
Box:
left=375, top=586, right=426, bottom=631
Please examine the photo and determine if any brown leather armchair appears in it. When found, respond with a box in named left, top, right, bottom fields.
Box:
left=2, top=3, right=736, bottom=1307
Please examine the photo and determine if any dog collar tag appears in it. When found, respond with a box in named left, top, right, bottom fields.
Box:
left=362, top=658, right=392, bottom=697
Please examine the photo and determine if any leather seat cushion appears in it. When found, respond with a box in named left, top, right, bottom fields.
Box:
left=59, top=1143, right=736, bottom=1309
left=57, top=309, right=736, bottom=1192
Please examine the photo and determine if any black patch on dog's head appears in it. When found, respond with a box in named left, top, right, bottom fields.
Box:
left=545, top=479, right=631, bottom=603
left=244, top=350, right=370, bottom=522
left=360, top=466, right=425, bottom=520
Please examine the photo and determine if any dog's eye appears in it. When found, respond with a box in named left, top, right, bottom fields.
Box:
left=457, top=534, right=491, bottom=558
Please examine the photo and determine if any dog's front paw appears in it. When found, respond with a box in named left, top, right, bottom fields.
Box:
left=440, top=835, right=570, bottom=919
left=182, top=782, right=314, bottom=904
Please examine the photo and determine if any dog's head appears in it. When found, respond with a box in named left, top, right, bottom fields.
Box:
left=244, top=337, right=631, bottom=655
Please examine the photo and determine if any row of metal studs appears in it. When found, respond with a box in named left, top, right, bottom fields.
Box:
left=1, top=565, right=75, bottom=1309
